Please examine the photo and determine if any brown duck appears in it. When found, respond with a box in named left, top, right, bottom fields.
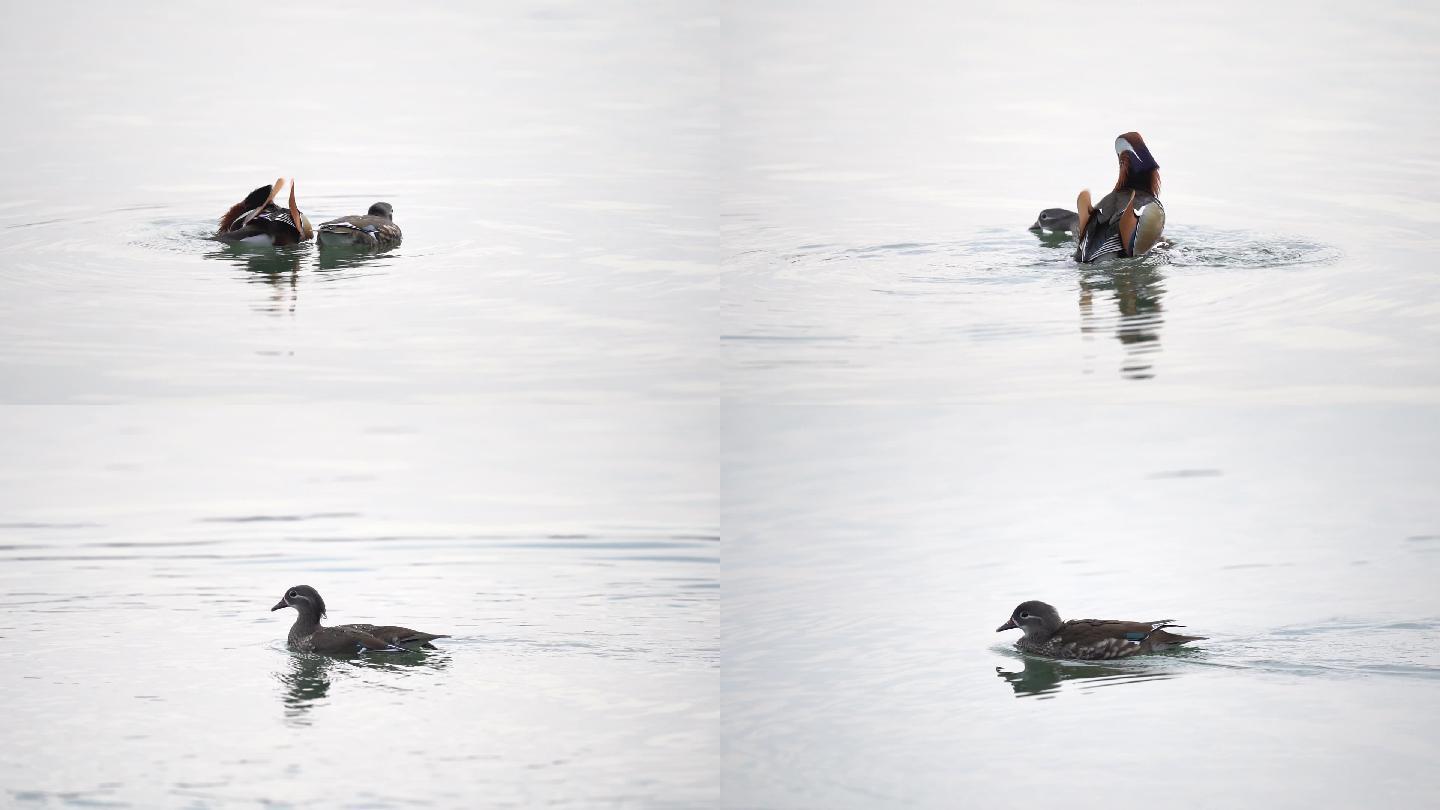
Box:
left=271, top=585, right=448, bottom=655
left=996, top=600, right=1204, bottom=660
left=316, top=202, right=402, bottom=250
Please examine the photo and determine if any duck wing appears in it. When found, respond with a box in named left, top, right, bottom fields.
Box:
left=306, top=625, right=403, bottom=655
left=317, top=215, right=403, bottom=248
left=1056, top=617, right=1204, bottom=654
left=1075, top=191, right=1164, bottom=262
left=243, top=206, right=309, bottom=246
left=341, top=623, right=449, bottom=650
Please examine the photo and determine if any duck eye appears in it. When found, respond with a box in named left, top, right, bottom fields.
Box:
left=287, top=591, right=297, bottom=599
left=1019, top=612, right=1030, bottom=619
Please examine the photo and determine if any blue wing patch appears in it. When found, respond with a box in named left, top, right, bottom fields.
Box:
left=1124, top=631, right=1148, bottom=641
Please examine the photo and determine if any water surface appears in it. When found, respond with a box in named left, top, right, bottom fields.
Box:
left=723, top=0, right=1440, bottom=403
left=723, top=403, right=1440, bottom=808
left=0, top=2, right=718, bottom=807
left=721, top=1, right=1440, bottom=807
left=0, top=1, right=715, bottom=404
left=0, top=406, right=717, bottom=807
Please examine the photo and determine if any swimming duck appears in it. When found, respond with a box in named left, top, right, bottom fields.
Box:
left=1029, top=207, right=1079, bottom=234
left=1074, top=132, right=1165, bottom=262
left=271, top=585, right=449, bottom=655
left=996, top=600, right=1204, bottom=660
left=218, top=178, right=314, bottom=246
left=316, top=202, right=402, bottom=250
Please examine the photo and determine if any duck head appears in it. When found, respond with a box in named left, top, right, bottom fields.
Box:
left=367, top=202, right=394, bottom=220
left=272, top=584, right=328, bottom=619
left=1029, top=207, right=1079, bottom=233
left=996, top=600, right=1063, bottom=642
left=1113, top=132, right=1161, bottom=196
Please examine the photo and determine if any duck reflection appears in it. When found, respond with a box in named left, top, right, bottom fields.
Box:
left=201, top=240, right=398, bottom=315
left=1077, top=261, right=1165, bottom=380
left=205, top=242, right=308, bottom=275
left=278, top=652, right=335, bottom=724
left=204, top=243, right=307, bottom=315
left=316, top=242, right=398, bottom=272
left=277, top=649, right=452, bottom=725
left=995, top=653, right=1175, bottom=698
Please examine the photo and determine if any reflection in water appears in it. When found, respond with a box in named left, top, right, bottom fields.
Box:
left=204, top=243, right=307, bottom=315
left=204, top=242, right=309, bottom=275
left=1078, top=261, right=1166, bottom=380
left=198, top=240, right=399, bottom=315
left=995, top=653, right=1175, bottom=699
left=317, top=244, right=398, bottom=272
left=1030, top=230, right=1074, bottom=250
left=276, top=650, right=453, bottom=725
left=278, top=653, right=335, bottom=724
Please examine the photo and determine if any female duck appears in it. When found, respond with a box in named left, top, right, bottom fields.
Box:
left=316, top=202, right=402, bottom=250
left=271, top=584, right=448, bottom=655
left=218, top=178, right=314, bottom=246
left=1029, top=207, right=1079, bottom=234
left=1074, top=132, right=1165, bottom=262
left=996, top=599, right=1204, bottom=660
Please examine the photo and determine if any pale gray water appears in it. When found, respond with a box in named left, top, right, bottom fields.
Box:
left=0, top=406, right=717, bottom=808
left=0, top=1, right=717, bottom=808
left=724, top=404, right=1440, bottom=807
left=0, top=1, right=714, bottom=404
left=721, top=0, right=1440, bottom=808
left=4, top=0, right=1440, bottom=807
left=723, top=1, right=1440, bottom=402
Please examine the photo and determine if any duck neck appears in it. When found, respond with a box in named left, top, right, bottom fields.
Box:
left=1117, top=168, right=1161, bottom=197
left=1021, top=623, right=1055, bottom=642
left=287, top=607, right=323, bottom=645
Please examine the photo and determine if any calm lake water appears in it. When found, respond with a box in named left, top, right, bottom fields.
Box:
left=0, top=2, right=714, bottom=404
left=722, top=1, right=1440, bottom=808
left=0, top=406, right=717, bottom=808
left=0, top=1, right=717, bottom=808
left=4, top=0, right=1440, bottom=808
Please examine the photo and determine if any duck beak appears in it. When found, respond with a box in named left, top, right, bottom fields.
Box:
left=271, top=598, right=288, bottom=612
left=996, top=617, right=1018, bottom=632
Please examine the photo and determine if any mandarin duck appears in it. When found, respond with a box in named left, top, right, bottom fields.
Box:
left=1029, top=207, right=1079, bottom=234
left=996, top=600, right=1204, bottom=660
left=271, top=585, right=449, bottom=655
left=218, top=178, right=314, bottom=246
left=1074, top=132, right=1166, bottom=262
left=316, top=202, right=403, bottom=250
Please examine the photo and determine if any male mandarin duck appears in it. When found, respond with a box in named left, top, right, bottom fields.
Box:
left=218, top=178, right=314, bottom=246
left=996, top=600, right=1205, bottom=660
left=316, top=201, right=403, bottom=250
left=1074, top=132, right=1166, bottom=262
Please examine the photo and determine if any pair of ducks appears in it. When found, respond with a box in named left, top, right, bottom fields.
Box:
left=1029, top=131, right=1166, bottom=263
left=218, top=178, right=402, bottom=249
left=270, top=587, right=1204, bottom=662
